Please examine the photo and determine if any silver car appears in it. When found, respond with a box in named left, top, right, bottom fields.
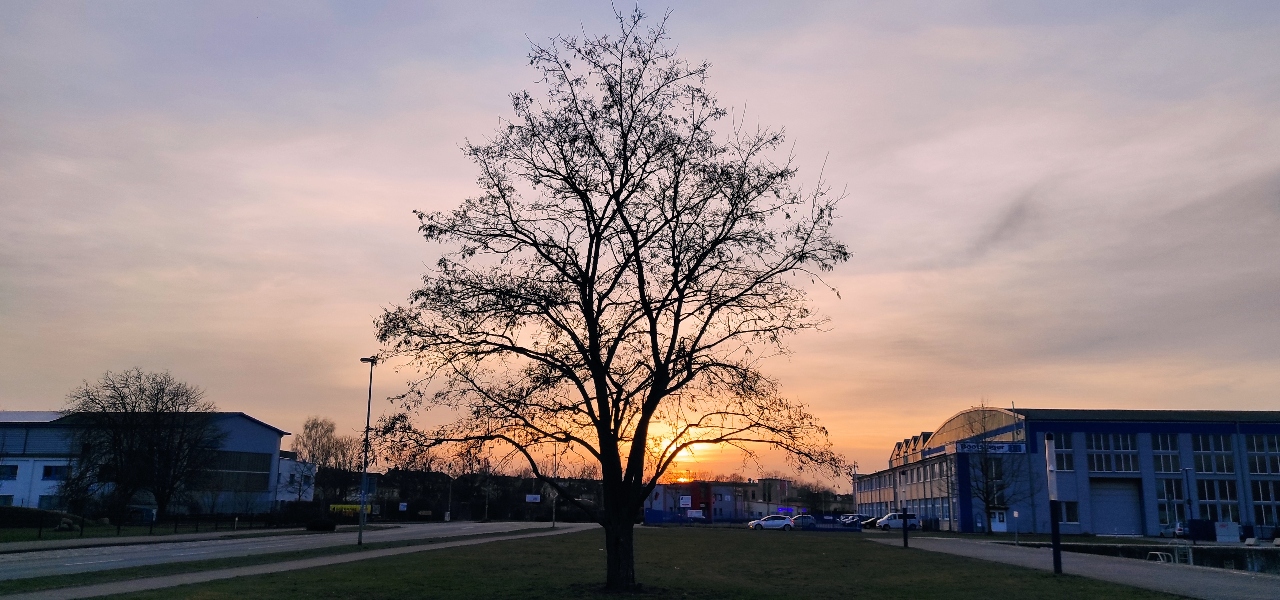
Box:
left=748, top=514, right=794, bottom=530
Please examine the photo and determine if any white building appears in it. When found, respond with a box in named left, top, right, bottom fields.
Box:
left=0, top=410, right=295, bottom=514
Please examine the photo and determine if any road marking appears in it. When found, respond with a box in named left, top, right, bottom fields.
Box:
left=63, top=558, right=126, bottom=566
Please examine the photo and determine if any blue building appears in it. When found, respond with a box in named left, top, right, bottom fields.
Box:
left=0, top=410, right=293, bottom=514
left=855, top=408, right=1280, bottom=538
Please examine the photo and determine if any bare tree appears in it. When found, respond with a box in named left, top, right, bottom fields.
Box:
left=959, top=402, right=1038, bottom=535
left=63, top=369, right=223, bottom=519
left=375, top=9, right=848, bottom=590
left=292, top=416, right=363, bottom=502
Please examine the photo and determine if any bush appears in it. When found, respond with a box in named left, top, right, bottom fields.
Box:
left=306, top=518, right=337, bottom=532
left=0, top=506, right=84, bottom=528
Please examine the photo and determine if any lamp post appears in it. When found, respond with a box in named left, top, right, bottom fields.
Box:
left=358, top=355, right=378, bottom=546
left=1182, top=467, right=1195, bottom=546
left=898, top=466, right=909, bottom=548
left=1045, top=433, right=1062, bottom=575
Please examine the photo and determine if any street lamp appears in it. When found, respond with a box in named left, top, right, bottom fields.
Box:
left=900, top=468, right=909, bottom=548
left=358, top=355, right=378, bottom=546
left=1045, top=433, right=1062, bottom=574
left=1182, top=467, right=1195, bottom=545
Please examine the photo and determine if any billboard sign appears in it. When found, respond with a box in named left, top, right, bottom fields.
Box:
left=956, top=442, right=1026, bottom=454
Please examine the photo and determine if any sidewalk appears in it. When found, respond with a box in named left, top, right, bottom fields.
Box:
left=1, top=523, right=596, bottom=599
left=869, top=536, right=1280, bottom=600
left=0, top=527, right=314, bottom=555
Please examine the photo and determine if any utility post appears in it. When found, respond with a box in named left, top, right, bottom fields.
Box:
left=1182, top=467, right=1195, bottom=546
left=1045, top=433, right=1062, bottom=575
left=358, top=355, right=378, bottom=546
left=900, top=468, right=909, bottom=548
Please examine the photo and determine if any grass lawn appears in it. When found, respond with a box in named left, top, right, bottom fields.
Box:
left=106, top=527, right=1185, bottom=600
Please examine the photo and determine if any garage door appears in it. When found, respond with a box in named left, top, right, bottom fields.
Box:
left=1090, top=480, right=1142, bottom=535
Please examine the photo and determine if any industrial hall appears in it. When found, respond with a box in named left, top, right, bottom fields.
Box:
left=855, top=407, right=1280, bottom=539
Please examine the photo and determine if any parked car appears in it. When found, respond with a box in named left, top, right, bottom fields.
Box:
left=876, top=513, right=920, bottom=531
left=748, top=515, right=794, bottom=530
left=840, top=514, right=871, bottom=527
left=792, top=515, right=818, bottom=530
left=1158, top=521, right=1185, bottom=538
left=861, top=516, right=880, bottom=528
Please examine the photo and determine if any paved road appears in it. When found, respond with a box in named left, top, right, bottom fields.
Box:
left=0, top=521, right=559, bottom=581
left=2, top=524, right=598, bottom=600
left=0, top=528, right=310, bottom=555
left=867, top=534, right=1280, bottom=600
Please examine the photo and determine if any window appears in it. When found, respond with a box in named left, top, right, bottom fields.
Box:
left=984, top=457, right=1003, bottom=481
left=1253, top=480, right=1280, bottom=526
left=1156, top=479, right=1186, bottom=525
left=37, top=495, right=63, bottom=510
left=1247, top=435, right=1280, bottom=475
left=1053, top=434, right=1075, bottom=471
left=0, top=465, right=16, bottom=480
left=1087, top=434, right=1138, bottom=472
left=1151, top=434, right=1181, bottom=473
left=0, top=495, right=12, bottom=507
left=1057, top=501, right=1079, bottom=523
left=1193, top=435, right=1235, bottom=474
left=1197, top=479, right=1239, bottom=522
left=41, top=465, right=68, bottom=481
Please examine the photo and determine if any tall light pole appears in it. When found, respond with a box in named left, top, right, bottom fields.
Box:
left=1045, top=433, right=1062, bottom=574
left=358, top=355, right=378, bottom=546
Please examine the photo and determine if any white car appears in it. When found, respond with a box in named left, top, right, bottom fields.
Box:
left=748, top=515, right=794, bottom=531
left=876, top=512, right=920, bottom=530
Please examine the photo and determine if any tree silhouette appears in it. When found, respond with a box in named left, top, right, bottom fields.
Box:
left=376, top=9, right=849, bottom=590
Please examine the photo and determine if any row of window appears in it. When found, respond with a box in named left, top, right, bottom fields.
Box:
left=0, top=465, right=68, bottom=481
left=1050, top=434, right=1280, bottom=475
left=858, top=460, right=954, bottom=491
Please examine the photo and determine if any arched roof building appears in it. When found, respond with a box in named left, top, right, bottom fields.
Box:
left=856, top=407, right=1280, bottom=537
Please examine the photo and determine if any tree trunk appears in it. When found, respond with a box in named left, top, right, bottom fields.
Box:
left=603, top=518, right=637, bottom=591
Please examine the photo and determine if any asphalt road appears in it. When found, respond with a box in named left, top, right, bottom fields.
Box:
left=0, top=521, right=560, bottom=581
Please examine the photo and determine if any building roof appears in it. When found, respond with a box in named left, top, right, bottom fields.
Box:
left=0, top=411, right=63, bottom=423
left=1013, top=408, right=1280, bottom=423
left=212, top=412, right=290, bottom=436
left=0, top=410, right=289, bottom=435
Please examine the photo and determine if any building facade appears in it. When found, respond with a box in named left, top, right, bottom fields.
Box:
left=0, top=410, right=297, bottom=514
left=644, top=478, right=799, bottom=523
left=855, top=408, right=1280, bottom=538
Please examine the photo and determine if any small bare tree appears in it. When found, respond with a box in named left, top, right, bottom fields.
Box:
left=63, top=369, right=223, bottom=519
left=375, top=9, right=848, bottom=590
left=293, top=416, right=363, bottom=502
left=960, top=403, right=1038, bottom=535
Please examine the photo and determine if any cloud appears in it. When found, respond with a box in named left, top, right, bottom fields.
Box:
left=2, top=1, right=1279, bottom=474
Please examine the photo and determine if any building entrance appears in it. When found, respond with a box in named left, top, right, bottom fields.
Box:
left=989, top=510, right=1007, bottom=532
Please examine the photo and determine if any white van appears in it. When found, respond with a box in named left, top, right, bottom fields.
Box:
left=876, top=512, right=921, bottom=530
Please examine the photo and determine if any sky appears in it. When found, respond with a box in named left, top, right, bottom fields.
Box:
left=2, top=1, right=1279, bottom=483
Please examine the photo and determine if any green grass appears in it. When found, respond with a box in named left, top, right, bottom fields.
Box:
left=0, top=528, right=552, bottom=596
left=102, top=527, right=1185, bottom=600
